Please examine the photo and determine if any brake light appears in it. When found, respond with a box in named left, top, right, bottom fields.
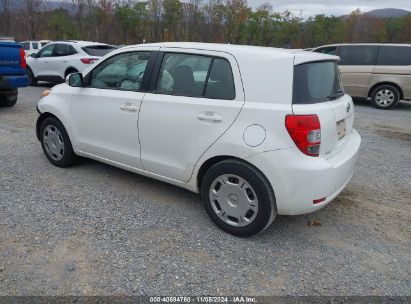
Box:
left=285, top=114, right=321, bottom=157
left=19, top=48, right=26, bottom=69
left=80, top=58, right=98, bottom=64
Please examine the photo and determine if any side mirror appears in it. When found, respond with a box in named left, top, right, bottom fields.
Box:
left=30, top=53, right=38, bottom=58
left=66, top=72, right=83, bottom=87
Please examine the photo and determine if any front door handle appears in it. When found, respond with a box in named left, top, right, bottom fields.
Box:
left=120, top=103, right=137, bottom=112
left=197, top=111, right=222, bottom=123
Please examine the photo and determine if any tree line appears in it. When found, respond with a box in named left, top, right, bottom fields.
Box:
left=1, top=0, right=411, bottom=48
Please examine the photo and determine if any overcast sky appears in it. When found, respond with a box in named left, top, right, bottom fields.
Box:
left=248, top=0, right=411, bottom=17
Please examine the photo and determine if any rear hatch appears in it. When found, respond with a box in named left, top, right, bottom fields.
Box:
left=0, top=42, right=26, bottom=76
left=292, top=56, right=354, bottom=159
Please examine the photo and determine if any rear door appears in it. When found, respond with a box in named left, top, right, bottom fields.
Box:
left=338, top=45, right=378, bottom=97
left=292, top=59, right=354, bottom=159
left=138, top=49, right=244, bottom=182
left=48, top=43, right=77, bottom=78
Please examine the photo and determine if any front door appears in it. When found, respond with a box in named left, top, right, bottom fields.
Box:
left=70, top=50, right=155, bottom=169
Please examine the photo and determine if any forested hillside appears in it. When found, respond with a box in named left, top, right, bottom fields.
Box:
left=1, top=0, right=410, bottom=47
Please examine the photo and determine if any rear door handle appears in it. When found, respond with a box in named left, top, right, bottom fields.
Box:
left=120, top=103, right=137, bottom=112
left=197, top=112, right=222, bottom=123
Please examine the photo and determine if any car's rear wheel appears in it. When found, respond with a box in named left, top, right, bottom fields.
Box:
left=201, top=159, right=276, bottom=237
left=371, top=85, right=400, bottom=109
left=27, top=67, right=37, bottom=86
left=0, top=91, right=18, bottom=107
left=39, top=116, right=77, bottom=167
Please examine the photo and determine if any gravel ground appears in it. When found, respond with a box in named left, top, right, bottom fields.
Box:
left=0, top=86, right=410, bottom=296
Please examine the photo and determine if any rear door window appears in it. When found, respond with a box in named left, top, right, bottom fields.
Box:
left=376, top=46, right=411, bottom=66
left=82, top=45, right=115, bottom=56
left=293, top=61, right=343, bottom=104
left=339, top=45, right=378, bottom=66
left=53, top=44, right=77, bottom=56
left=156, top=53, right=235, bottom=100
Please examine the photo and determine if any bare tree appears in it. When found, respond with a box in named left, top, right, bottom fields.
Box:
left=0, top=0, right=12, bottom=35
left=17, top=0, right=44, bottom=40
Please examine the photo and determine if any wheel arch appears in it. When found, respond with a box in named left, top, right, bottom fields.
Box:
left=196, top=155, right=275, bottom=198
left=36, top=112, right=71, bottom=142
left=64, top=67, right=79, bottom=78
left=368, top=82, right=403, bottom=100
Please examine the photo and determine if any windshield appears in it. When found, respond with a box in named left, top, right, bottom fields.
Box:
left=293, top=61, right=343, bottom=104
left=82, top=45, right=115, bottom=57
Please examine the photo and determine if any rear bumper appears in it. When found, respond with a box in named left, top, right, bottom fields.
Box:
left=0, top=74, right=28, bottom=90
left=248, top=129, right=361, bottom=215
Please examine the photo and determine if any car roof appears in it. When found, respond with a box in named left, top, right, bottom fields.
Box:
left=50, top=40, right=112, bottom=47
left=315, top=43, right=411, bottom=48
left=123, top=42, right=337, bottom=64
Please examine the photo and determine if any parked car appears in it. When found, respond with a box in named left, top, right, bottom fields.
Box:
left=35, top=43, right=361, bottom=236
left=0, top=41, right=28, bottom=107
left=26, top=41, right=116, bottom=85
left=20, top=41, right=40, bottom=57
left=313, top=43, right=411, bottom=109
left=38, top=40, right=52, bottom=48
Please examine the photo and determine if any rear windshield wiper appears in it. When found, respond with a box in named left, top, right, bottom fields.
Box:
left=328, top=90, right=344, bottom=101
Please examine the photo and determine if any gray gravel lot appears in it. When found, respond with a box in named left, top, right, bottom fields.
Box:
left=0, top=86, right=410, bottom=296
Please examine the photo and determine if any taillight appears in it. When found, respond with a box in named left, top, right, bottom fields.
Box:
left=285, top=114, right=321, bottom=157
left=80, top=58, right=98, bottom=64
left=19, top=48, right=27, bottom=69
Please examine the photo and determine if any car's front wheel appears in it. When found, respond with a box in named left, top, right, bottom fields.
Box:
left=201, top=159, right=277, bottom=237
left=39, top=116, right=77, bottom=167
left=371, top=85, right=400, bottom=109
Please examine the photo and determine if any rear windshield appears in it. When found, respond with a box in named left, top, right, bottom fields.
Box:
left=293, top=61, right=343, bottom=104
left=82, top=45, right=115, bottom=57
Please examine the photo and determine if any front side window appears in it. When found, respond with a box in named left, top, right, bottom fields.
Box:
left=38, top=44, right=55, bottom=58
left=156, top=53, right=235, bottom=99
left=377, top=46, right=411, bottom=66
left=89, top=51, right=151, bottom=91
left=32, top=42, right=39, bottom=50
left=339, top=45, right=378, bottom=66
left=293, top=61, right=343, bottom=104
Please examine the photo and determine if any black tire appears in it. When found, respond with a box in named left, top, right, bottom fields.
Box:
left=39, top=116, right=77, bottom=167
left=27, top=67, right=37, bottom=86
left=371, top=85, right=400, bottom=110
left=201, top=159, right=277, bottom=237
left=0, top=92, right=18, bottom=107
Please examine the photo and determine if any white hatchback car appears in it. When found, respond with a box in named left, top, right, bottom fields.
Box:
left=36, top=42, right=361, bottom=237
left=26, top=41, right=115, bottom=85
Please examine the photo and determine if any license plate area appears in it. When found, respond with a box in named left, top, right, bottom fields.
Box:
left=337, top=119, right=346, bottom=140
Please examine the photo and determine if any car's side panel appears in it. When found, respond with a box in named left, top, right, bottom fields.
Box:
left=369, top=67, right=411, bottom=100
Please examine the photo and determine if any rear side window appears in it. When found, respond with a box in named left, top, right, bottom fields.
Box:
left=293, top=61, right=343, bottom=104
left=377, top=46, right=411, bottom=66
left=32, top=42, right=39, bottom=50
left=156, top=53, right=235, bottom=100
left=82, top=45, right=115, bottom=56
left=339, top=46, right=378, bottom=66
left=314, top=46, right=338, bottom=55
